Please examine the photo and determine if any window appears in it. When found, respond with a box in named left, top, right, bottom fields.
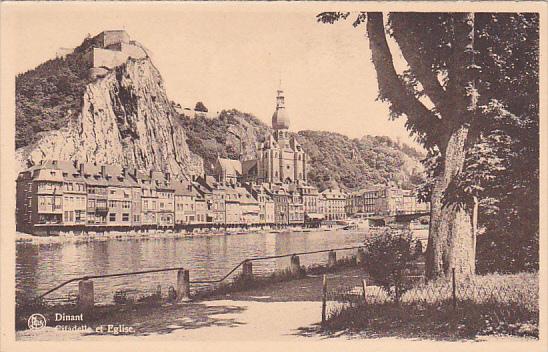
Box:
left=109, top=213, right=116, bottom=222
left=122, top=213, right=129, bottom=222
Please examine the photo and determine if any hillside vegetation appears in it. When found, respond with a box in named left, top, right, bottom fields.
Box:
left=16, top=52, right=91, bottom=149
left=178, top=109, right=425, bottom=191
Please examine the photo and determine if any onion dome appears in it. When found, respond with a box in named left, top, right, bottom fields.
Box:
left=272, top=89, right=289, bottom=130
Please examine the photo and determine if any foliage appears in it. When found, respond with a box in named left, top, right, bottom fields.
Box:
left=298, top=131, right=424, bottom=191
left=318, top=12, right=539, bottom=275
left=178, top=108, right=425, bottom=191
left=320, top=271, right=538, bottom=339
left=194, top=101, right=208, bottom=112
left=16, top=50, right=91, bottom=149
left=176, top=109, right=271, bottom=174
left=113, top=290, right=134, bottom=305
left=363, top=229, right=414, bottom=294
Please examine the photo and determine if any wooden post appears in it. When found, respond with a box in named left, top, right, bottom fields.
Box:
left=328, top=250, right=337, bottom=269
left=242, top=260, right=253, bottom=280
left=156, top=284, right=162, bottom=298
left=362, top=279, right=367, bottom=304
left=290, top=255, right=301, bottom=277
left=356, top=248, right=366, bottom=265
left=177, top=269, right=191, bottom=302
left=321, top=274, right=327, bottom=326
left=78, top=279, right=94, bottom=311
left=452, top=267, right=457, bottom=310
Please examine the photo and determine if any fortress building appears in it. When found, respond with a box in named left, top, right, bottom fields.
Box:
left=82, top=30, right=148, bottom=79
left=241, top=89, right=307, bottom=184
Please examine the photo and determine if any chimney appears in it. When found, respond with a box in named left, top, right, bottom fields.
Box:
left=79, top=163, right=85, bottom=175
left=73, top=160, right=78, bottom=168
left=149, top=170, right=154, bottom=179
left=122, top=167, right=127, bottom=178
left=52, top=160, right=58, bottom=166
left=165, top=172, right=171, bottom=182
left=101, top=165, right=107, bottom=177
left=132, top=168, right=138, bottom=179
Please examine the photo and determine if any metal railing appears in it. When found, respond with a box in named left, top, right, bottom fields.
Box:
left=35, top=245, right=364, bottom=302
left=36, top=267, right=185, bottom=300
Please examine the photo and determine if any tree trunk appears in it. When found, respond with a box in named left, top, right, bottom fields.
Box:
left=426, top=126, right=475, bottom=279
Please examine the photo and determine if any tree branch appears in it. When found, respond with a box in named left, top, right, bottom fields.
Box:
left=366, top=12, right=446, bottom=149
left=388, top=14, right=449, bottom=117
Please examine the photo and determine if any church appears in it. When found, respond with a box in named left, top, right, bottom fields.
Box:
left=240, top=89, right=308, bottom=185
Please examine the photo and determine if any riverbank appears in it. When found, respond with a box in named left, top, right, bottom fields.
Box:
left=15, top=266, right=539, bottom=342
left=16, top=226, right=354, bottom=245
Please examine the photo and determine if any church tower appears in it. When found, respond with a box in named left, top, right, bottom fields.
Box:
left=272, top=89, right=290, bottom=144
left=256, top=87, right=308, bottom=184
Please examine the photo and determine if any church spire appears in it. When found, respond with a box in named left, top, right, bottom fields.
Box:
left=272, top=87, right=289, bottom=130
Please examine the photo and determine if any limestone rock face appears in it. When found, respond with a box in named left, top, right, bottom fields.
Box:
left=16, top=58, right=203, bottom=178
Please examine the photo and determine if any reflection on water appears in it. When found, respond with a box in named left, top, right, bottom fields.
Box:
left=16, top=230, right=365, bottom=304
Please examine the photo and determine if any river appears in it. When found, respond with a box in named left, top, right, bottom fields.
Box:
left=16, top=230, right=370, bottom=305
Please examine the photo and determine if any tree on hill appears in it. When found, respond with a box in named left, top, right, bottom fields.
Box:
left=318, top=12, right=539, bottom=278
left=195, top=101, right=208, bottom=112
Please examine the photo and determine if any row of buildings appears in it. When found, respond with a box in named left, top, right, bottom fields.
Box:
left=346, top=186, right=430, bottom=217
left=16, top=86, right=428, bottom=235
left=14, top=159, right=331, bottom=234
left=15, top=158, right=427, bottom=234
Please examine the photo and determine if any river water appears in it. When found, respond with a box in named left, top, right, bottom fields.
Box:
left=16, top=230, right=369, bottom=305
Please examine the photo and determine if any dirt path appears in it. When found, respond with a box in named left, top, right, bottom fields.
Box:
left=17, top=267, right=367, bottom=341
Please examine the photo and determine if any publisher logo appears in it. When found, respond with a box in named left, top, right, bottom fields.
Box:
left=28, top=313, right=47, bottom=330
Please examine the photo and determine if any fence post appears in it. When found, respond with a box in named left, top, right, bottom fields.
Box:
left=362, top=279, right=367, bottom=304
left=356, top=248, right=366, bottom=265
left=290, top=255, right=301, bottom=277
left=78, top=279, right=94, bottom=311
left=452, top=267, right=456, bottom=310
left=328, top=250, right=337, bottom=269
left=321, top=274, right=327, bottom=326
left=177, top=269, right=191, bottom=302
left=242, top=260, right=253, bottom=280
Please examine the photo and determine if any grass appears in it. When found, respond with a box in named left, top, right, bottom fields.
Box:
left=197, top=255, right=359, bottom=299
left=320, top=271, right=539, bottom=340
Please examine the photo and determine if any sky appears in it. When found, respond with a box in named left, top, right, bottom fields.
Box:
left=5, top=2, right=421, bottom=148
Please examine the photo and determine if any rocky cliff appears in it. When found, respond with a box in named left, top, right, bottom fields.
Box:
left=16, top=54, right=203, bottom=178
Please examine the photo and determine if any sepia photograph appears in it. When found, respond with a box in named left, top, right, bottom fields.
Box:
left=0, top=1, right=546, bottom=351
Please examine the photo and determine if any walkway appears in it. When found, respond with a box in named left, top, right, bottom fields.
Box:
left=17, top=267, right=366, bottom=341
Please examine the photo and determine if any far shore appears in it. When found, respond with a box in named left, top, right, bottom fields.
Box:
left=15, top=226, right=360, bottom=245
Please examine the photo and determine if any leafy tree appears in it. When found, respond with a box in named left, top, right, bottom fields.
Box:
left=194, top=101, right=208, bottom=112
left=318, top=12, right=538, bottom=278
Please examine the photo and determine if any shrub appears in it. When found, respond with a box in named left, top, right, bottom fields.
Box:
left=113, top=290, right=134, bottom=305
left=363, top=229, right=414, bottom=297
